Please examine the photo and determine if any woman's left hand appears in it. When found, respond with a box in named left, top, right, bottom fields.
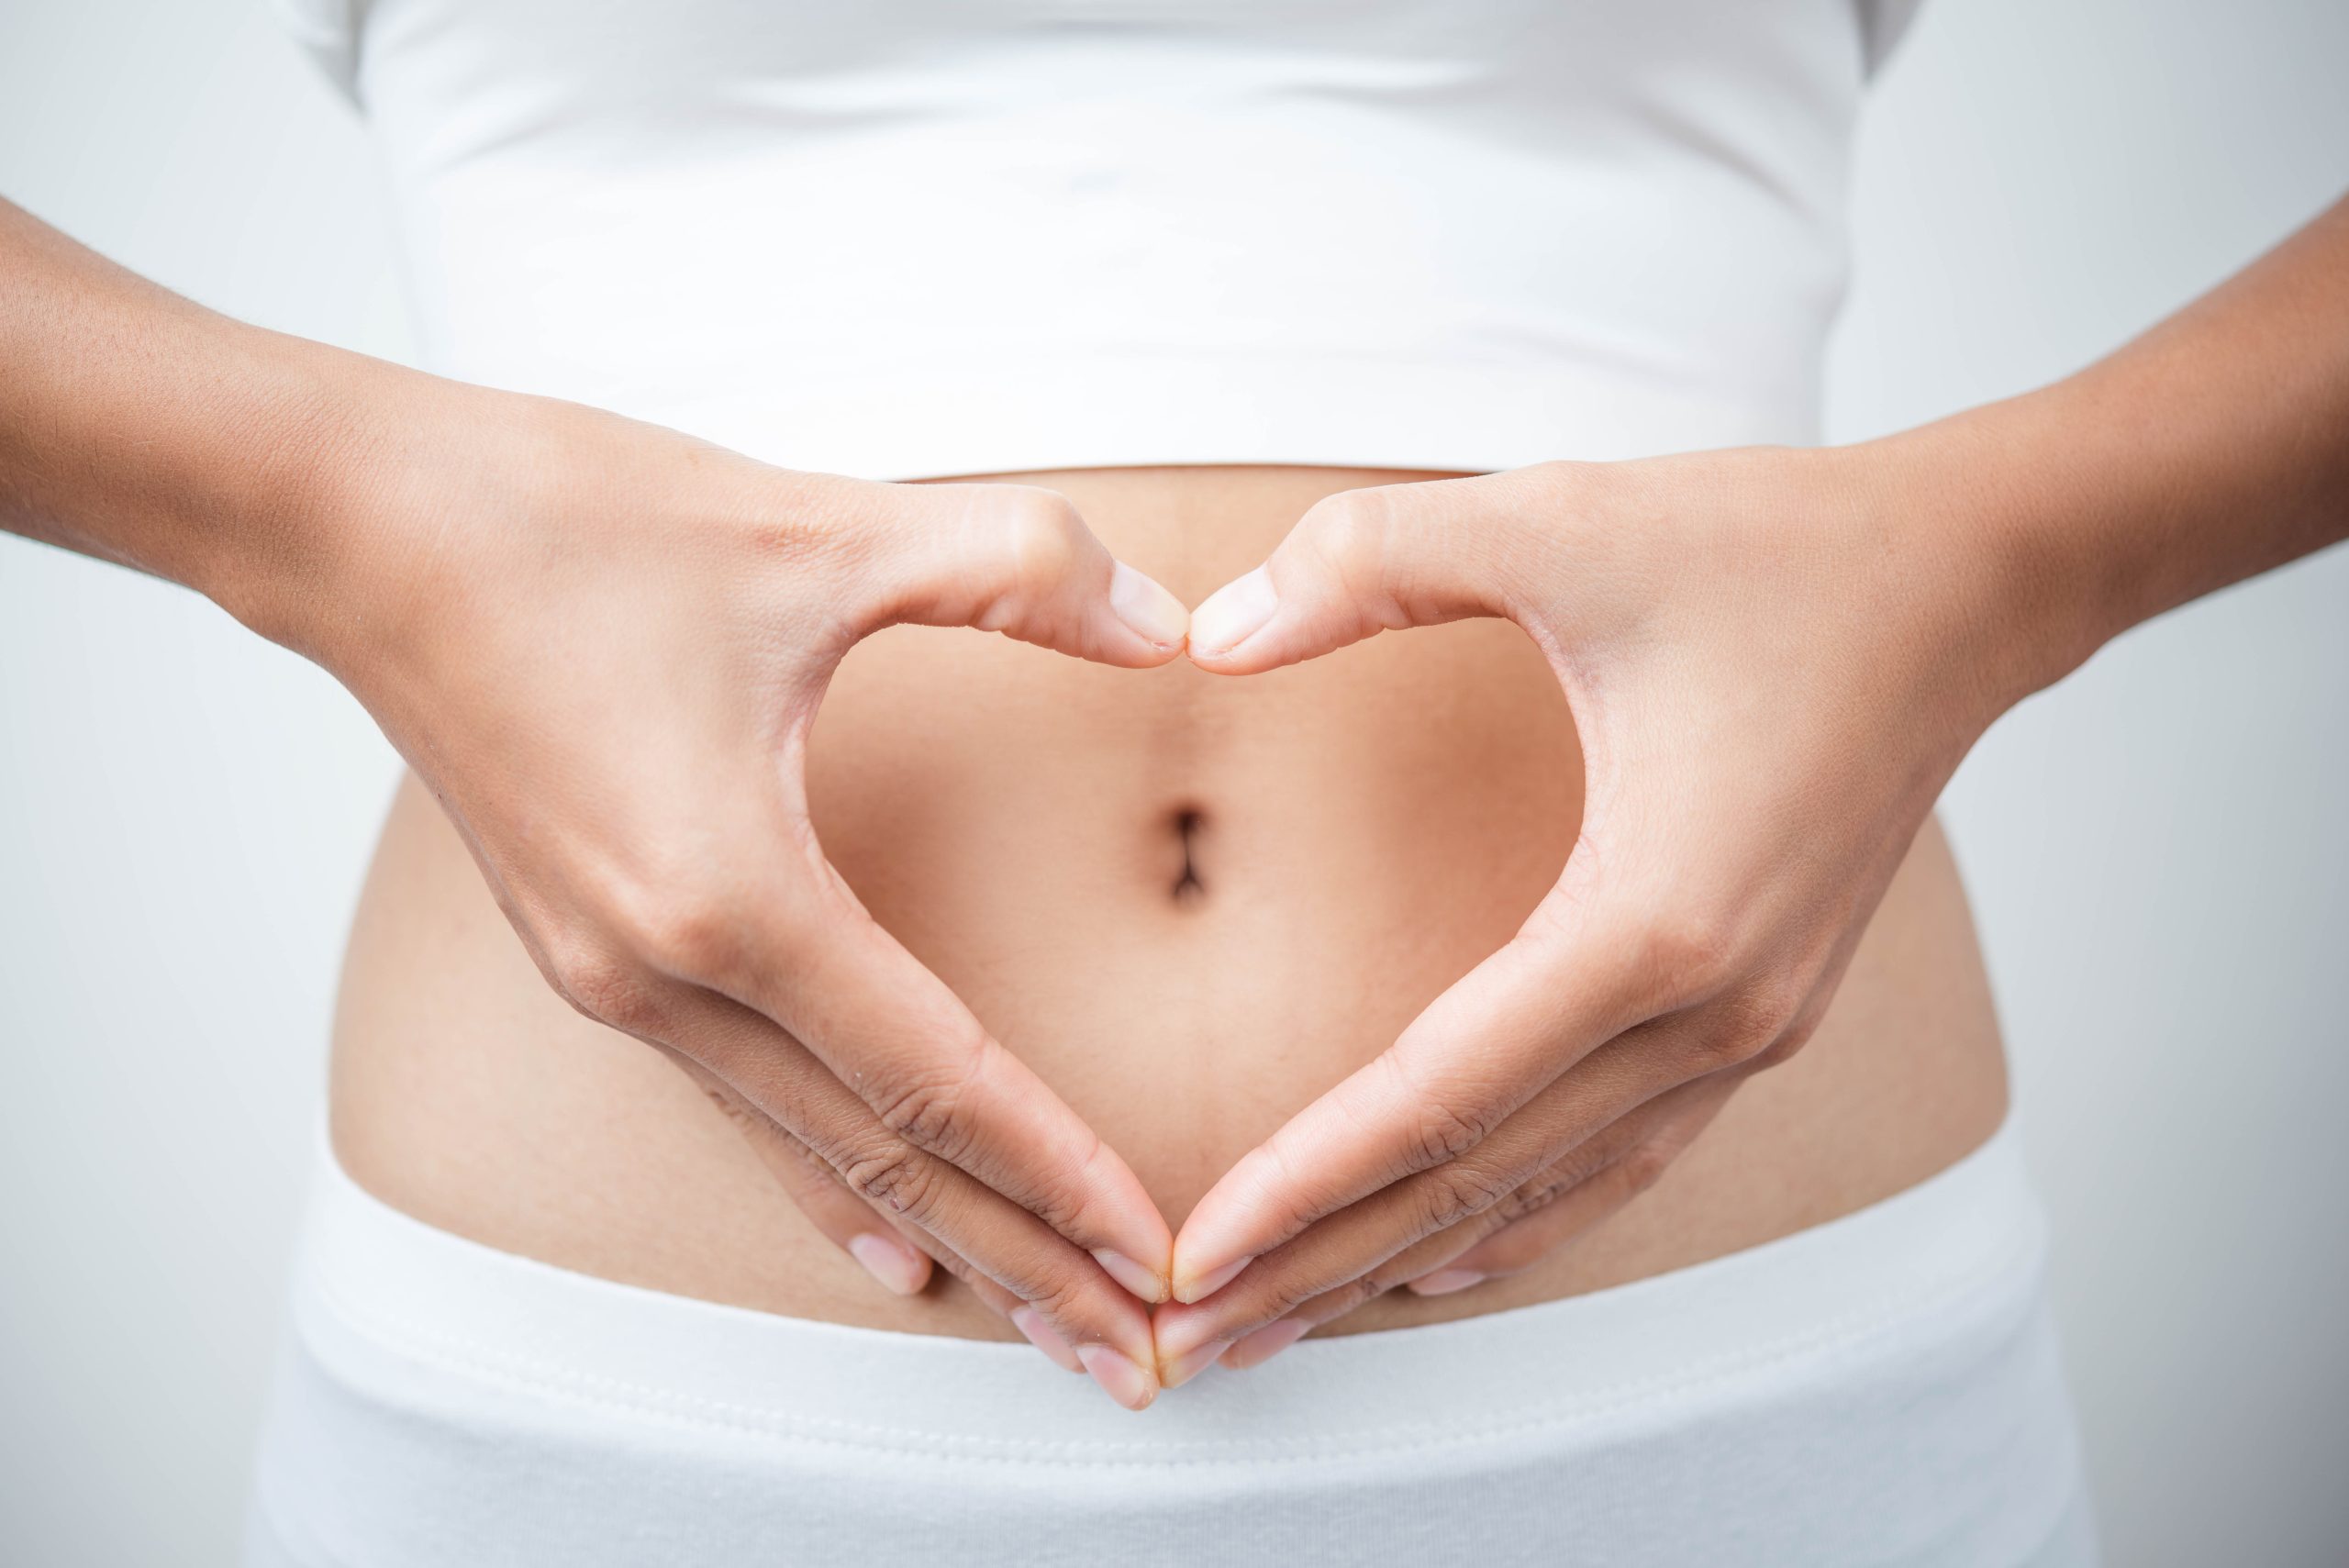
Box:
left=1150, top=440, right=2049, bottom=1382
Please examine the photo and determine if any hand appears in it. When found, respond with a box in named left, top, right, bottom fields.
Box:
left=296, top=385, right=1191, bottom=1407
left=1152, top=445, right=2027, bottom=1380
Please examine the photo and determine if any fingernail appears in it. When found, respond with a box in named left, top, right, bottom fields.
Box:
left=1188, top=567, right=1277, bottom=656
left=1161, top=1338, right=1231, bottom=1390
left=846, top=1233, right=928, bottom=1296
left=1223, top=1318, right=1309, bottom=1371
left=1174, top=1254, right=1252, bottom=1305
left=1109, top=562, right=1189, bottom=651
left=1010, top=1307, right=1085, bottom=1373
left=1093, top=1247, right=1171, bottom=1304
left=1076, top=1343, right=1158, bottom=1411
left=1405, top=1267, right=1486, bottom=1297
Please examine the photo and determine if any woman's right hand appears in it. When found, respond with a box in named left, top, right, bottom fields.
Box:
left=280, top=383, right=1188, bottom=1407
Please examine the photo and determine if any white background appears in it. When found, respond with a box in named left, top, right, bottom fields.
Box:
left=3, top=0, right=2345, bottom=1561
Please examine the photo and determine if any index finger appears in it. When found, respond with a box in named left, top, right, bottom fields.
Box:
left=1167, top=884, right=1675, bottom=1302
left=646, top=982, right=1163, bottom=1406
left=700, top=862, right=1177, bottom=1304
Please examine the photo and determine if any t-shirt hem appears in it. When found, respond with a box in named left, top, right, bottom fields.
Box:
left=508, top=350, right=1824, bottom=483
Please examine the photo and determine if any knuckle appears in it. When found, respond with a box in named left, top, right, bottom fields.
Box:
left=1621, top=906, right=1738, bottom=1010
left=1239, top=1273, right=1337, bottom=1331
left=870, top=1029, right=992, bottom=1164
left=1315, top=1273, right=1387, bottom=1320
left=595, top=857, right=768, bottom=985
left=875, top=1075, right=973, bottom=1163
left=545, top=939, right=664, bottom=1034
left=1752, top=1007, right=1821, bottom=1070
left=1742, top=967, right=1810, bottom=1036
left=1019, top=1267, right=1098, bottom=1329
left=953, top=487, right=1089, bottom=635
left=997, top=487, right=1085, bottom=588
left=630, top=895, right=751, bottom=986
left=1407, top=1095, right=1497, bottom=1173
left=1413, top=1157, right=1520, bottom=1235
left=1696, top=977, right=1803, bottom=1070
left=1026, top=1123, right=1108, bottom=1238
left=1690, top=1018, right=1769, bottom=1072
left=1302, top=490, right=1386, bottom=593
left=1493, top=1163, right=1575, bottom=1226
left=839, top=1140, right=950, bottom=1225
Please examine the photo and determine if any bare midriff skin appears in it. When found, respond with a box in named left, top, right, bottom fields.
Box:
left=332, top=463, right=2009, bottom=1343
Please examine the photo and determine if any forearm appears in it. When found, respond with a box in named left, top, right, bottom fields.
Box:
left=0, top=196, right=421, bottom=651
left=1882, top=192, right=2349, bottom=705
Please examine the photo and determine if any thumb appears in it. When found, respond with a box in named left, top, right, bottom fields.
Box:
left=1186, top=473, right=1529, bottom=674
left=874, top=481, right=1187, bottom=667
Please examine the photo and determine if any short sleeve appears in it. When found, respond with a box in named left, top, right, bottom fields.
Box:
left=272, top=0, right=364, bottom=106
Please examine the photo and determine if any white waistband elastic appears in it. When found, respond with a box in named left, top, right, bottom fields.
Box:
left=253, top=1117, right=2096, bottom=1566
left=295, top=1118, right=2041, bottom=1462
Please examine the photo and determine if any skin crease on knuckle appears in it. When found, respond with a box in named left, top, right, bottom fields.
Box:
left=1408, top=1093, right=1498, bottom=1174
left=330, top=463, right=2013, bottom=1382
left=1299, top=491, right=1407, bottom=641
left=974, top=494, right=1085, bottom=634
left=869, top=1039, right=993, bottom=1169
left=1412, top=1153, right=1527, bottom=1239
left=838, top=1139, right=953, bottom=1229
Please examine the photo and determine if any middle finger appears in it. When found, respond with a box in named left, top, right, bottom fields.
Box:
left=1152, top=1009, right=1729, bottom=1371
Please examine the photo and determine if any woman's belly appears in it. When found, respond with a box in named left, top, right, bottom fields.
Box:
left=330, top=464, right=2009, bottom=1342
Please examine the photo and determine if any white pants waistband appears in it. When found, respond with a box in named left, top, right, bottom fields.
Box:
left=248, top=1117, right=2096, bottom=1565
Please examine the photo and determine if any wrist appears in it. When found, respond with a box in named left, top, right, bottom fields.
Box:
left=246, top=369, right=786, bottom=689
left=1841, top=395, right=2123, bottom=728
left=210, top=344, right=560, bottom=684
left=174, top=328, right=437, bottom=662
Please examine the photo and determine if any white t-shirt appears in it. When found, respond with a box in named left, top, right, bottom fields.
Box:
left=275, top=0, right=1924, bottom=481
